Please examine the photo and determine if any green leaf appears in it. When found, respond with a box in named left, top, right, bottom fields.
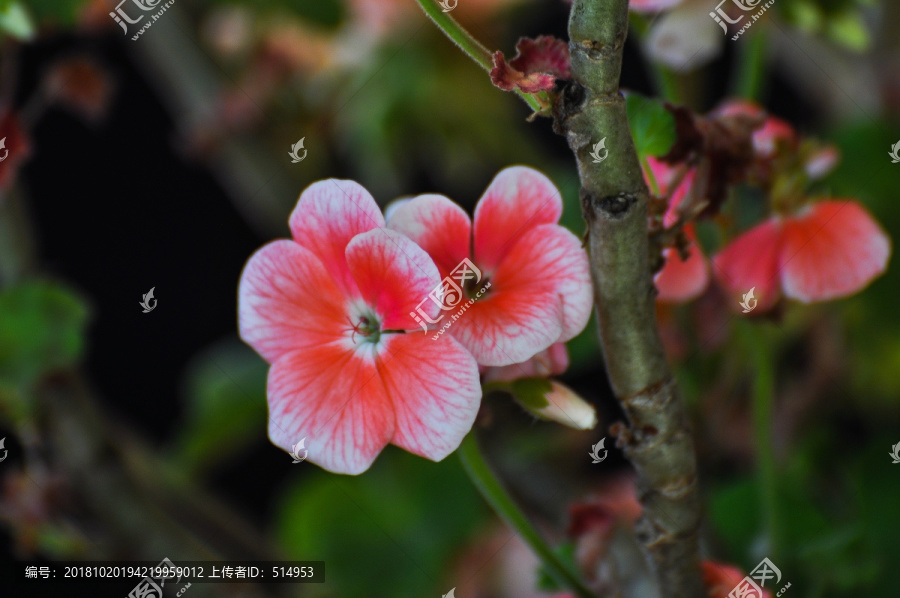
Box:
left=708, top=478, right=762, bottom=560
left=780, top=0, right=823, bottom=33
left=625, top=92, right=676, bottom=160
left=0, top=280, right=89, bottom=388
left=170, top=338, right=268, bottom=474
left=826, top=10, right=870, bottom=52
left=0, top=2, right=35, bottom=41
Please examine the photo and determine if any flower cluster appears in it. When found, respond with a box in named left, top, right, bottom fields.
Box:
left=239, top=167, right=593, bottom=474
left=649, top=100, right=890, bottom=312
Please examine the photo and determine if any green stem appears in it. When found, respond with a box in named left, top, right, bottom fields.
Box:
left=629, top=13, right=683, bottom=104
left=738, top=320, right=779, bottom=558
left=733, top=30, right=767, bottom=100
left=413, top=0, right=543, bottom=112
left=458, top=433, right=596, bottom=598
left=652, top=65, right=683, bottom=105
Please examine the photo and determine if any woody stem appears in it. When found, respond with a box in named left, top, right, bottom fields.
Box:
left=554, top=0, right=705, bottom=596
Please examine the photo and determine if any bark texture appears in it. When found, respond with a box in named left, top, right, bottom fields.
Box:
left=553, top=1, right=705, bottom=596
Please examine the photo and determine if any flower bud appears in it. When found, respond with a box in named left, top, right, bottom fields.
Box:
left=510, top=377, right=597, bottom=430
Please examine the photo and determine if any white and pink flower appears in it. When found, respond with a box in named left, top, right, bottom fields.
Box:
left=388, top=166, right=593, bottom=366
left=239, top=180, right=481, bottom=474
left=713, top=200, right=891, bottom=311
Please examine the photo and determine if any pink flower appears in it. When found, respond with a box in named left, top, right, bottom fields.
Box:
left=388, top=166, right=593, bottom=366
left=715, top=100, right=795, bottom=158
left=238, top=180, right=481, bottom=474
left=715, top=99, right=839, bottom=179
left=703, top=561, right=773, bottom=598
left=713, top=200, right=891, bottom=312
left=482, top=342, right=569, bottom=383
left=629, top=0, right=684, bottom=12
left=646, top=158, right=710, bottom=302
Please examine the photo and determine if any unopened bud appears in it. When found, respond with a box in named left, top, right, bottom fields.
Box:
left=510, top=378, right=597, bottom=430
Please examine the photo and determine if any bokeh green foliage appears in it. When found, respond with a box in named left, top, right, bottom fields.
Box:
left=171, top=338, right=268, bottom=474
left=698, top=117, right=900, bottom=598
left=274, top=447, right=489, bottom=598
left=0, top=279, right=89, bottom=392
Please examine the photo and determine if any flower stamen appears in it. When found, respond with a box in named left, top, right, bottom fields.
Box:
left=345, top=315, right=379, bottom=344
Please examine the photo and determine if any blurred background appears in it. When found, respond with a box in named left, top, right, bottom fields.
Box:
left=1, top=0, right=900, bottom=597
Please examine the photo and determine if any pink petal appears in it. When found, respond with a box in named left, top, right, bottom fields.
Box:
left=382, top=196, right=412, bottom=223
left=714, top=98, right=764, bottom=119
left=447, top=283, right=564, bottom=366
left=644, top=156, right=678, bottom=194
left=288, top=179, right=385, bottom=297
left=779, top=201, right=891, bottom=303
left=482, top=342, right=569, bottom=383
left=473, top=166, right=564, bottom=273
left=712, top=219, right=783, bottom=312
left=629, top=0, right=684, bottom=13
left=663, top=169, right=697, bottom=227
left=489, top=37, right=570, bottom=94
left=507, top=36, right=571, bottom=80
left=386, top=194, right=472, bottom=277
left=654, top=227, right=709, bottom=302
left=452, top=224, right=589, bottom=366
left=238, top=240, right=347, bottom=363
left=714, top=100, right=796, bottom=157
left=377, top=333, right=481, bottom=461
left=498, top=223, right=592, bottom=342
left=805, top=145, right=840, bottom=180
left=753, top=116, right=795, bottom=157
left=703, top=562, right=756, bottom=598
left=490, top=52, right=558, bottom=93
left=345, top=228, right=442, bottom=330
left=643, top=157, right=697, bottom=226
left=526, top=224, right=593, bottom=342
left=267, top=346, right=395, bottom=475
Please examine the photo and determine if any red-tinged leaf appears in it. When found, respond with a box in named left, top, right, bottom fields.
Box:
left=490, top=36, right=570, bottom=94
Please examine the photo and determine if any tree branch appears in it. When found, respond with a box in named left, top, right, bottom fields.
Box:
left=553, top=1, right=705, bottom=596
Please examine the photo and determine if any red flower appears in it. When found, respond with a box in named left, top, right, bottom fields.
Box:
left=713, top=200, right=890, bottom=311
left=388, top=166, right=593, bottom=366
left=239, top=180, right=481, bottom=474
left=703, top=561, right=773, bottom=598
left=490, top=36, right=570, bottom=94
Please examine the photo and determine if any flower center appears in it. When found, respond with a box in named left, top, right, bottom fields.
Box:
left=463, top=272, right=490, bottom=300
left=346, top=314, right=380, bottom=345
